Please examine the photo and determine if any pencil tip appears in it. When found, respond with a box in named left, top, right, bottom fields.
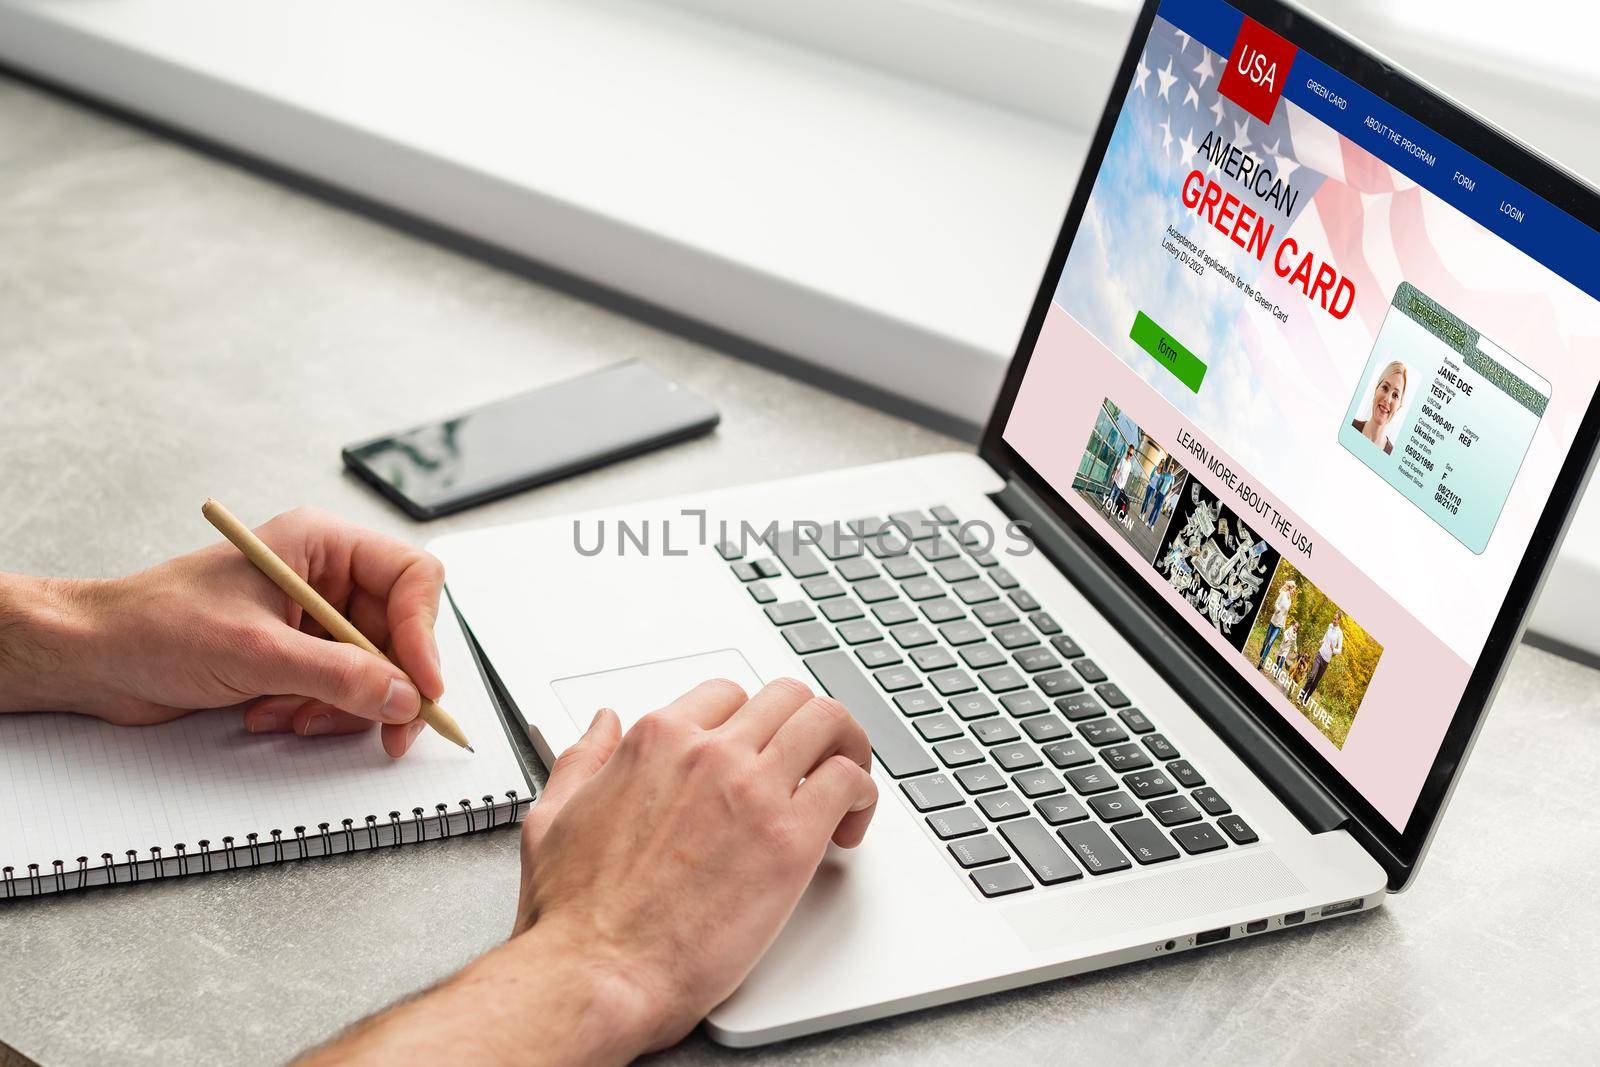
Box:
left=467, top=746, right=476, bottom=754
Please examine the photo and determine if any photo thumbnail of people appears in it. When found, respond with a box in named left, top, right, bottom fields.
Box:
left=1242, top=562, right=1384, bottom=749
left=1153, top=478, right=1280, bottom=652
left=1071, top=398, right=1190, bottom=563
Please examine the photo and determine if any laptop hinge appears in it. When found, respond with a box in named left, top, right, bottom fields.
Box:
left=993, top=478, right=1349, bottom=835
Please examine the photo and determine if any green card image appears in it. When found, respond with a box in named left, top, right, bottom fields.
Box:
left=1339, top=282, right=1549, bottom=555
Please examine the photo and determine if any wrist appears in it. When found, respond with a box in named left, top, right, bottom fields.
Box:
left=0, top=575, right=105, bottom=712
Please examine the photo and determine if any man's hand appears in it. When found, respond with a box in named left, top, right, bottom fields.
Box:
left=0, top=506, right=445, bottom=757
left=304, top=677, right=879, bottom=1065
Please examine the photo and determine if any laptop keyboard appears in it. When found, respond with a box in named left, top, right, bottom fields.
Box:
left=722, top=507, right=1259, bottom=898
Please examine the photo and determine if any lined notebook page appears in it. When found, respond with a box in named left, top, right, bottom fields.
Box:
left=0, top=605, right=528, bottom=874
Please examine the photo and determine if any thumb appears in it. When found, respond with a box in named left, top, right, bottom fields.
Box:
left=521, top=708, right=622, bottom=858
left=266, top=629, right=421, bottom=724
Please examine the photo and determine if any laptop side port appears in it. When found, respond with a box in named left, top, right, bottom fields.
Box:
left=1283, top=910, right=1306, bottom=925
left=1196, top=926, right=1231, bottom=945
left=1320, top=898, right=1364, bottom=917
left=1245, top=919, right=1268, bottom=934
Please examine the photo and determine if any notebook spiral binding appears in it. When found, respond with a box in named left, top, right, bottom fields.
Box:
left=2, top=790, right=531, bottom=899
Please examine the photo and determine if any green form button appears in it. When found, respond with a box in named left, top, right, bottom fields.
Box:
left=1130, top=311, right=1207, bottom=394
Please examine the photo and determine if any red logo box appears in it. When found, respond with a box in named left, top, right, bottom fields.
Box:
left=1217, top=17, right=1298, bottom=124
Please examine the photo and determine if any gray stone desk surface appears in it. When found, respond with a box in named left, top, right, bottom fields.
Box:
left=1, top=73, right=1597, bottom=1067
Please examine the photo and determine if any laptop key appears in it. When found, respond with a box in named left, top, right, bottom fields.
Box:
left=977, top=790, right=1029, bottom=821
left=978, top=666, right=1027, bottom=693
left=1095, top=682, right=1132, bottom=708
left=731, top=560, right=760, bottom=582
left=836, top=557, right=878, bottom=582
left=1056, top=694, right=1106, bottom=721
left=911, top=646, right=957, bottom=672
left=768, top=529, right=830, bottom=579
left=1171, top=823, right=1228, bottom=855
left=784, top=623, right=839, bottom=655
left=801, top=575, right=846, bottom=600
left=1050, top=634, right=1085, bottom=658
left=1000, top=690, right=1050, bottom=718
left=836, top=619, right=882, bottom=646
left=1073, top=659, right=1108, bottom=684
left=848, top=517, right=888, bottom=537
left=914, top=714, right=963, bottom=742
left=890, top=623, right=936, bottom=649
left=938, top=620, right=985, bottom=646
left=990, top=742, right=1041, bottom=771
left=1036, top=795, right=1090, bottom=825
left=929, top=505, right=958, bottom=525
left=812, top=523, right=862, bottom=561
left=1166, top=760, right=1205, bottom=788
left=949, top=834, right=1009, bottom=869
left=864, top=531, right=911, bottom=558
left=893, top=689, right=941, bottom=717
left=821, top=597, right=865, bottom=623
left=1217, top=815, right=1258, bottom=844
left=934, top=558, right=978, bottom=583
left=1000, top=819, right=1083, bottom=884
left=926, top=806, right=985, bottom=839
left=1011, top=768, right=1064, bottom=798
left=921, top=598, right=964, bottom=623
left=988, top=566, right=1020, bottom=590
left=873, top=666, right=919, bottom=693
left=971, top=863, right=1033, bottom=897
left=716, top=540, right=743, bottom=561
left=1088, top=791, right=1141, bottom=822
left=900, top=773, right=963, bottom=812
left=971, top=719, right=1021, bottom=746
left=1191, top=787, right=1231, bottom=815
left=1100, top=742, right=1152, bottom=772
left=1009, top=589, right=1041, bottom=613
left=1148, top=795, right=1203, bottom=826
left=973, top=602, right=1018, bottom=626
left=765, top=601, right=816, bottom=626
left=900, top=577, right=943, bottom=601
left=929, top=669, right=977, bottom=696
left=1035, top=670, right=1084, bottom=698
left=748, top=582, right=778, bottom=604
left=883, top=556, right=925, bottom=580
left=855, top=578, right=897, bottom=604
left=1043, top=740, right=1095, bottom=769
left=806, top=652, right=936, bottom=778
left=889, top=510, right=941, bottom=541
left=956, top=764, right=1005, bottom=793
left=1143, top=734, right=1180, bottom=760
left=1057, top=823, right=1132, bottom=874
left=993, top=623, right=1039, bottom=650
left=1013, top=647, right=1060, bottom=673
left=856, top=643, right=902, bottom=669
left=1123, top=769, right=1177, bottom=798
left=1118, top=708, right=1155, bottom=734
left=1064, top=766, right=1116, bottom=795
left=917, top=538, right=960, bottom=562
left=1022, top=714, right=1070, bottom=743
left=751, top=558, right=782, bottom=579
left=952, top=579, right=998, bottom=605
left=959, top=644, right=1006, bottom=670
left=933, top=738, right=985, bottom=767
left=1029, top=611, right=1062, bottom=635
left=949, top=693, right=998, bottom=720
left=1079, top=720, right=1129, bottom=746
left=1112, top=819, right=1181, bottom=865
left=872, top=601, right=917, bottom=627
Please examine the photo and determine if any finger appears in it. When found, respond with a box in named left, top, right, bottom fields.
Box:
left=654, top=677, right=749, bottom=729
left=266, top=629, right=421, bottom=724
left=719, top=677, right=815, bottom=749
left=793, top=753, right=878, bottom=848
left=382, top=720, right=427, bottom=759
left=347, top=537, right=446, bottom=702
left=243, top=694, right=313, bottom=734
left=762, top=695, right=872, bottom=783
left=290, top=703, right=375, bottom=737
left=522, top=709, right=623, bottom=856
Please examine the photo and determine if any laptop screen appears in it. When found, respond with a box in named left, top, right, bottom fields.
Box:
left=999, top=0, right=1600, bottom=832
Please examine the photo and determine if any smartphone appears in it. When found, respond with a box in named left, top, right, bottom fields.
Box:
left=342, top=361, right=719, bottom=519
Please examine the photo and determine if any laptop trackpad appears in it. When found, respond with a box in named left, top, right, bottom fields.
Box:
left=550, top=649, right=764, bottom=730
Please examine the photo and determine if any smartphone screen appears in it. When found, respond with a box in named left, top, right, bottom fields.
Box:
left=343, top=361, right=718, bottom=519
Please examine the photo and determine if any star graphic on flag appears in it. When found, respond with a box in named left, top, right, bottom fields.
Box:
left=1209, top=96, right=1226, bottom=127
left=1193, top=52, right=1216, bottom=89
left=1159, top=118, right=1174, bottom=158
left=1179, top=126, right=1198, bottom=163
left=1233, top=116, right=1252, bottom=150
left=1134, top=50, right=1151, bottom=95
left=1274, top=152, right=1300, bottom=181
left=1176, top=30, right=1191, bottom=53
left=1157, top=57, right=1177, bottom=100
left=1183, top=82, right=1200, bottom=109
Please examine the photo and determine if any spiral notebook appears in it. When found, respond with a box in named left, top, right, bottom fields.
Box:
left=0, top=598, right=533, bottom=899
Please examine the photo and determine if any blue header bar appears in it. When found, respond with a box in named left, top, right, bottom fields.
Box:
left=1156, top=0, right=1600, bottom=304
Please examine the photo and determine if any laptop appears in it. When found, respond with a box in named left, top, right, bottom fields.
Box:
left=432, top=0, right=1600, bottom=1045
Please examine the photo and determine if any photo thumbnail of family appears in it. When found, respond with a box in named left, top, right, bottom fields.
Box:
left=1073, top=397, right=1384, bottom=750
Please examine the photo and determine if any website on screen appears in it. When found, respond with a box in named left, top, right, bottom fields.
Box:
left=1003, top=0, right=1600, bottom=829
